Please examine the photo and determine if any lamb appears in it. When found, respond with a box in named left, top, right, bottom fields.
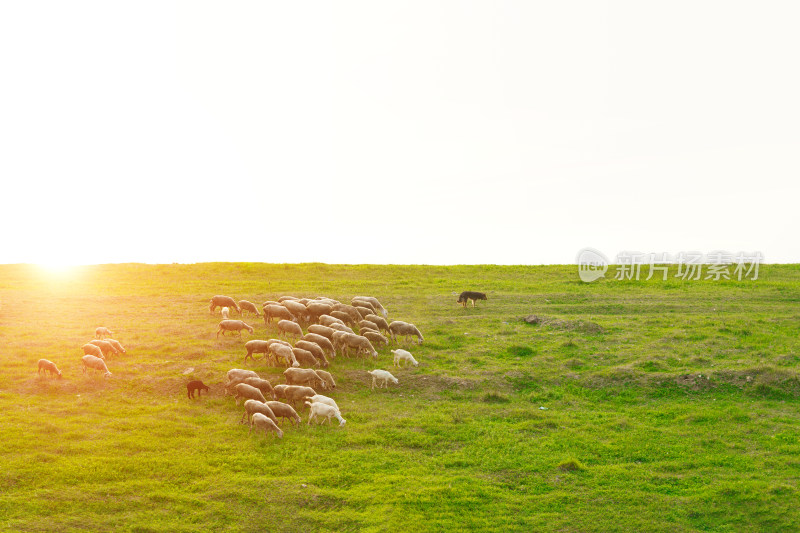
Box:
left=82, top=343, right=105, bottom=360
left=352, top=296, right=387, bottom=317
left=388, top=321, right=424, bottom=344
left=281, top=299, right=310, bottom=323
left=37, top=359, right=62, bottom=378
left=216, top=320, right=254, bottom=338
left=307, top=324, right=336, bottom=341
left=89, top=339, right=118, bottom=358
left=243, top=377, right=277, bottom=400
left=364, top=314, right=391, bottom=335
left=301, top=333, right=335, bottom=359
left=330, top=310, right=357, bottom=327
left=221, top=307, right=230, bottom=319
left=270, top=343, right=300, bottom=368
left=187, top=380, right=209, bottom=398
left=284, top=367, right=326, bottom=390
left=250, top=412, right=284, bottom=439
left=280, top=385, right=317, bottom=408
left=292, top=347, right=320, bottom=368
left=82, top=354, right=111, bottom=377
left=308, top=394, right=340, bottom=411
left=210, top=295, right=240, bottom=314
left=362, top=330, right=389, bottom=347
left=315, top=369, right=336, bottom=390
left=358, top=320, right=379, bottom=332
left=238, top=300, right=261, bottom=317
left=392, top=349, right=419, bottom=368
left=262, top=304, right=295, bottom=324
left=305, top=400, right=346, bottom=427
left=295, top=340, right=329, bottom=367
left=277, top=319, right=303, bottom=340
left=106, top=339, right=126, bottom=355
left=329, top=322, right=355, bottom=334
left=367, top=369, right=398, bottom=390
left=95, top=326, right=113, bottom=339
left=241, top=399, right=278, bottom=426
left=265, top=401, right=302, bottom=426
left=233, top=383, right=266, bottom=405
left=318, top=314, right=345, bottom=328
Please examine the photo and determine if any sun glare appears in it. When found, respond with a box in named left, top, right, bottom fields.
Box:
left=35, top=260, right=81, bottom=276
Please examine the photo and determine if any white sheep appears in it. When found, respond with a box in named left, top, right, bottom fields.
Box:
left=241, top=399, right=279, bottom=425
left=305, top=400, right=346, bottom=427
left=216, top=320, right=254, bottom=338
left=270, top=343, right=300, bottom=368
left=82, top=354, right=111, bottom=377
left=82, top=343, right=105, bottom=360
left=106, top=338, right=126, bottom=355
left=221, top=307, right=230, bottom=319
left=95, top=326, right=113, bottom=339
left=250, top=412, right=284, bottom=439
left=392, top=349, right=419, bottom=368
left=37, top=359, right=62, bottom=378
left=367, top=369, right=398, bottom=390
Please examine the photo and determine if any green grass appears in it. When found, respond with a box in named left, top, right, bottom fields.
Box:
left=1, top=263, right=799, bottom=531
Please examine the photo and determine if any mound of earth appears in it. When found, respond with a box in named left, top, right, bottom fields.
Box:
left=523, top=314, right=606, bottom=334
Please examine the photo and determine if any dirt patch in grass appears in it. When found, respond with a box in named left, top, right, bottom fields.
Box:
left=522, top=315, right=606, bottom=334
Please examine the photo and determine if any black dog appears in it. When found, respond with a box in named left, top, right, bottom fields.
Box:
left=187, top=380, right=210, bottom=399
left=458, top=291, right=487, bottom=307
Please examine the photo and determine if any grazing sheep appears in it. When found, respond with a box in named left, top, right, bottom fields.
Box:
left=354, top=305, right=375, bottom=318
left=277, top=319, right=303, bottom=340
left=250, top=412, right=284, bottom=439
left=81, top=355, right=111, bottom=377
left=221, top=307, right=230, bottom=319
left=307, top=324, right=336, bottom=341
left=263, top=304, right=295, bottom=324
left=315, top=370, right=336, bottom=390
left=295, top=340, right=329, bottom=367
left=367, top=369, right=398, bottom=390
left=270, top=343, right=300, bottom=368
left=284, top=367, right=326, bottom=390
left=305, top=400, right=346, bottom=427
left=278, top=295, right=299, bottom=302
left=332, top=304, right=362, bottom=325
left=318, top=314, right=345, bottom=328
left=243, top=377, right=277, bottom=400
left=265, top=401, right=302, bottom=426
left=187, top=380, right=209, bottom=398
left=216, top=320, right=254, bottom=338
left=82, top=343, right=105, bottom=360
left=364, top=314, right=391, bottom=335
left=362, top=330, right=389, bottom=347
left=282, top=300, right=310, bottom=323
left=301, top=333, right=335, bottom=359
left=329, top=322, right=355, bottom=334
left=330, top=310, right=357, bottom=327
left=233, top=383, right=266, bottom=405
left=106, top=339, right=126, bottom=355
left=244, top=340, right=271, bottom=363
left=89, top=339, right=117, bottom=359
left=37, top=359, right=62, bottom=378
left=388, top=321, right=424, bottom=344
left=344, top=334, right=378, bottom=359
left=262, top=300, right=281, bottom=308
left=281, top=385, right=317, bottom=408
left=241, top=399, right=278, bottom=425
left=306, top=302, right=333, bottom=322
left=392, top=349, right=419, bottom=368
left=353, top=296, right=387, bottom=317
left=358, top=320, right=379, bottom=332
left=331, top=331, right=355, bottom=356
left=226, top=368, right=260, bottom=390
left=292, top=347, right=319, bottom=368
left=210, top=295, right=240, bottom=315
left=308, top=394, right=340, bottom=411
left=458, top=291, right=488, bottom=307
left=95, top=327, right=113, bottom=339
left=238, top=300, right=261, bottom=317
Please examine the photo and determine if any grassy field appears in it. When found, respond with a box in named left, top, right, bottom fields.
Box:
left=1, top=262, right=799, bottom=532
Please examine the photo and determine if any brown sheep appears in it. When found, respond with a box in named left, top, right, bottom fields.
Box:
left=187, top=380, right=209, bottom=398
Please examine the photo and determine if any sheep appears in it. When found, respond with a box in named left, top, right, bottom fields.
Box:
left=262, top=300, right=281, bottom=308
left=238, top=300, right=261, bottom=317
left=37, top=359, right=62, bottom=378
left=277, top=295, right=299, bottom=302
left=265, top=401, right=302, bottom=426
left=233, top=383, right=266, bottom=405
left=250, top=412, right=284, bottom=439
left=344, top=334, right=378, bottom=359
left=82, top=355, right=111, bottom=377
left=354, top=305, right=376, bottom=318
left=305, top=400, right=346, bottom=427
left=388, top=321, right=424, bottom=344
left=284, top=367, right=326, bottom=390
left=308, top=394, right=340, bottom=411
left=301, top=333, right=335, bottom=359
left=277, top=319, right=303, bottom=340
left=281, top=385, right=317, bottom=408
left=331, top=331, right=355, bottom=356
left=315, top=369, right=336, bottom=390
left=295, top=340, right=329, bottom=367
left=329, top=322, right=355, bottom=334
left=353, top=296, right=387, bottom=317
left=330, top=310, right=357, bottom=327
left=392, top=349, right=419, bottom=368
left=292, top=347, right=320, bottom=368
left=358, top=320, right=379, bottom=332
left=89, top=339, right=118, bottom=358
left=95, top=326, right=113, bottom=339
left=318, top=314, right=345, bottom=328
left=262, top=304, right=295, bottom=325
left=244, top=340, right=272, bottom=363
left=225, top=368, right=260, bottom=391
left=187, top=380, right=209, bottom=398
left=210, top=295, right=240, bottom=314
left=221, top=307, right=230, bottom=319
left=216, top=320, right=254, bottom=338
left=367, top=369, right=397, bottom=390
left=281, top=299, right=310, bottom=323
left=241, top=399, right=278, bottom=426
left=362, top=330, right=389, bottom=347
left=106, top=338, right=126, bottom=355
left=243, top=377, right=277, bottom=400
left=331, top=303, right=362, bottom=326
left=307, top=324, right=336, bottom=341
left=305, top=302, right=333, bottom=323
left=270, top=343, right=300, bottom=368
left=364, top=314, right=391, bottom=335
left=82, top=343, right=105, bottom=360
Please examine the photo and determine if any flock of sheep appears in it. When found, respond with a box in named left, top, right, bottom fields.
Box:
left=36, top=327, right=127, bottom=380
left=205, top=294, right=424, bottom=439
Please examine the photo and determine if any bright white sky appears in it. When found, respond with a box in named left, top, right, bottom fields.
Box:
left=1, top=1, right=798, bottom=266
